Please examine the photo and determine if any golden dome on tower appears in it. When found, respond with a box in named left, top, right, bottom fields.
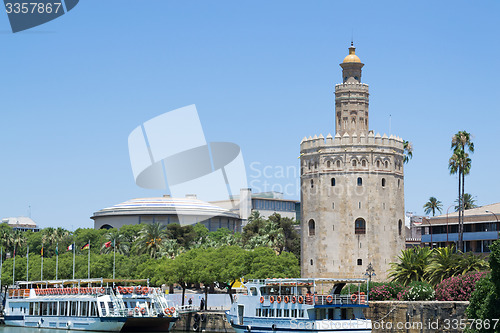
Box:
left=342, top=45, right=361, bottom=63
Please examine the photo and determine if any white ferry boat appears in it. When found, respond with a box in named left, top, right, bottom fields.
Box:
left=114, top=284, right=179, bottom=332
left=226, top=278, right=372, bottom=333
left=3, top=278, right=178, bottom=332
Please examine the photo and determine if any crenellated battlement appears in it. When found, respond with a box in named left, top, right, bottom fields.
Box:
left=300, top=132, right=404, bottom=151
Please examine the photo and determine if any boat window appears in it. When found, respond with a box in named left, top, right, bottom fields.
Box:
left=29, top=302, right=34, bottom=315
left=292, top=309, right=297, bottom=317
left=34, top=302, right=40, bottom=316
left=49, top=302, right=57, bottom=316
left=250, top=287, right=257, bottom=296
left=71, top=301, right=78, bottom=316
left=255, top=309, right=259, bottom=317
left=299, top=309, right=305, bottom=318
left=100, top=302, right=107, bottom=316
left=90, top=302, right=98, bottom=317
left=257, top=308, right=261, bottom=317
left=59, top=301, right=67, bottom=316
left=276, top=309, right=282, bottom=317
left=284, top=309, right=290, bottom=317
left=81, top=301, right=89, bottom=317
left=108, top=302, right=114, bottom=314
left=263, top=309, right=268, bottom=317
left=269, top=309, right=274, bottom=317
left=41, top=302, right=48, bottom=316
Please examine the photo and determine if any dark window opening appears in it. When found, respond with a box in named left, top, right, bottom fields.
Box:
left=357, top=177, right=362, bottom=186
left=331, top=178, right=336, bottom=186
left=308, top=219, right=316, bottom=236
left=398, top=220, right=403, bottom=236
left=355, top=218, right=366, bottom=234
left=357, top=259, right=362, bottom=266
left=382, top=178, right=386, bottom=187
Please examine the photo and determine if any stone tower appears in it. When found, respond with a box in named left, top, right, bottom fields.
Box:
left=300, top=44, right=405, bottom=281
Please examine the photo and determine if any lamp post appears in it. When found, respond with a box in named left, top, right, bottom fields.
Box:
left=364, top=262, right=376, bottom=301
left=485, top=210, right=499, bottom=240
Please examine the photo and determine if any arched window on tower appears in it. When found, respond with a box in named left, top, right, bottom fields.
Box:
left=352, top=160, right=357, bottom=167
left=357, top=177, right=363, bottom=186
left=384, top=161, right=389, bottom=168
left=376, top=160, right=380, bottom=168
left=331, top=178, right=336, bottom=186
left=327, top=161, right=331, bottom=168
left=310, top=179, right=314, bottom=188
left=355, top=218, right=366, bottom=234
left=398, top=220, right=403, bottom=236
left=362, top=160, right=366, bottom=167
left=382, top=178, right=386, bottom=187
left=336, top=160, right=341, bottom=168
left=308, top=219, right=316, bottom=236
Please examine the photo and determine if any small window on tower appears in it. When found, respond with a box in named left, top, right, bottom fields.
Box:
left=357, top=259, right=362, bottom=266
left=357, top=177, right=362, bottom=186
left=352, top=160, right=357, bottom=167
left=376, top=160, right=380, bottom=168
left=327, top=161, right=331, bottom=168
left=398, top=220, right=403, bottom=236
left=382, top=178, right=386, bottom=187
left=310, top=259, right=314, bottom=266
left=385, top=161, right=389, bottom=168
left=308, top=219, right=316, bottom=236
left=310, top=179, right=314, bottom=188
left=362, top=160, right=366, bottom=167
left=354, top=76, right=359, bottom=81
left=337, top=160, right=341, bottom=168
left=331, top=178, right=336, bottom=186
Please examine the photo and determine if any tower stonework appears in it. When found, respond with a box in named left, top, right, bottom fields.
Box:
left=300, top=45, right=405, bottom=281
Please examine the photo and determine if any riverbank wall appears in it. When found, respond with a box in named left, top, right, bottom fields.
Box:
left=175, top=301, right=470, bottom=333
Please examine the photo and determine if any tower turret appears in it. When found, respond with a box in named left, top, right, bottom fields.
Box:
left=335, top=43, right=369, bottom=137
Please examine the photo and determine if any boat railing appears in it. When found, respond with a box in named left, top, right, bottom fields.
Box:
left=7, top=289, right=30, bottom=298
left=259, top=294, right=369, bottom=306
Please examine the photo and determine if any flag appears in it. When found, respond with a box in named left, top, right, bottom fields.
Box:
left=81, top=243, right=90, bottom=250
left=104, top=241, right=112, bottom=248
left=67, top=244, right=73, bottom=251
left=41, top=247, right=43, bottom=256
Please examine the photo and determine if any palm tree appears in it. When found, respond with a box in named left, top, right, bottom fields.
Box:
left=456, top=252, right=488, bottom=274
left=101, top=229, right=130, bottom=255
left=455, top=193, right=478, bottom=211
left=450, top=131, right=474, bottom=252
left=425, top=246, right=460, bottom=286
left=423, top=197, right=443, bottom=216
left=389, top=247, right=432, bottom=285
left=403, top=140, right=413, bottom=164
left=10, top=230, right=26, bottom=257
left=135, top=223, right=167, bottom=259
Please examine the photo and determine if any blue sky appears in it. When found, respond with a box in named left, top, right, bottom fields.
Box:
left=1, top=1, right=499, bottom=229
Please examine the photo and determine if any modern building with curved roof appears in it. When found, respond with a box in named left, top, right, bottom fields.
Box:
left=91, top=195, right=242, bottom=232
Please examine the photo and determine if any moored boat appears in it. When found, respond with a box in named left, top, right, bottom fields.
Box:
left=2, top=278, right=179, bottom=332
left=226, top=278, right=372, bottom=333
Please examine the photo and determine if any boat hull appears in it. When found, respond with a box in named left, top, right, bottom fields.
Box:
left=121, top=316, right=178, bottom=332
left=4, top=315, right=126, bottom=331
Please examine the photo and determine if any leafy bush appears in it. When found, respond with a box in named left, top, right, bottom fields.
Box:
left=435, top=271, right=487, bottom=301
left=397, top=281, right=435, bottom=301
left=370, top=282, right=404, bottom=300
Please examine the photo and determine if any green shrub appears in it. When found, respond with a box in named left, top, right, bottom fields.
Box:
left=397, top=281, right=435, bottom=301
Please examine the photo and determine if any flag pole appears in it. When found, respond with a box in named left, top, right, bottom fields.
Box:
left=56, top=243, right=59, bottom=280
left=26, top=244, right=29, bottom=282
left=87, top=239, right=90, bottom=279
left=113, top=239, right=116, bottom=282
left=41, top=243, right=43, bottom=280
left=72, top=241, right=75, bottom=280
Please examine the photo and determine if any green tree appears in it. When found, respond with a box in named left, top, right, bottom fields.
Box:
left=450, top=130, right=474, bottom=252
left=455, top=193, right=478, bottom=211
left=389, top=247, right=432, bottom=285
left=466, top=240, right=500, bottom=332
left=425, top=246, right=460, bottom=286
left=403, top=140, right=413, bottom=164
left=135, top=223, right=167, bottom=259
left=423, top=197, right=443, bottom=216
left=101, top=229, right=130, bottom=255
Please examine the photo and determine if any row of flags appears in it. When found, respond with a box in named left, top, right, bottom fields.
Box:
left=39, top=241, right=115, bottom=255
